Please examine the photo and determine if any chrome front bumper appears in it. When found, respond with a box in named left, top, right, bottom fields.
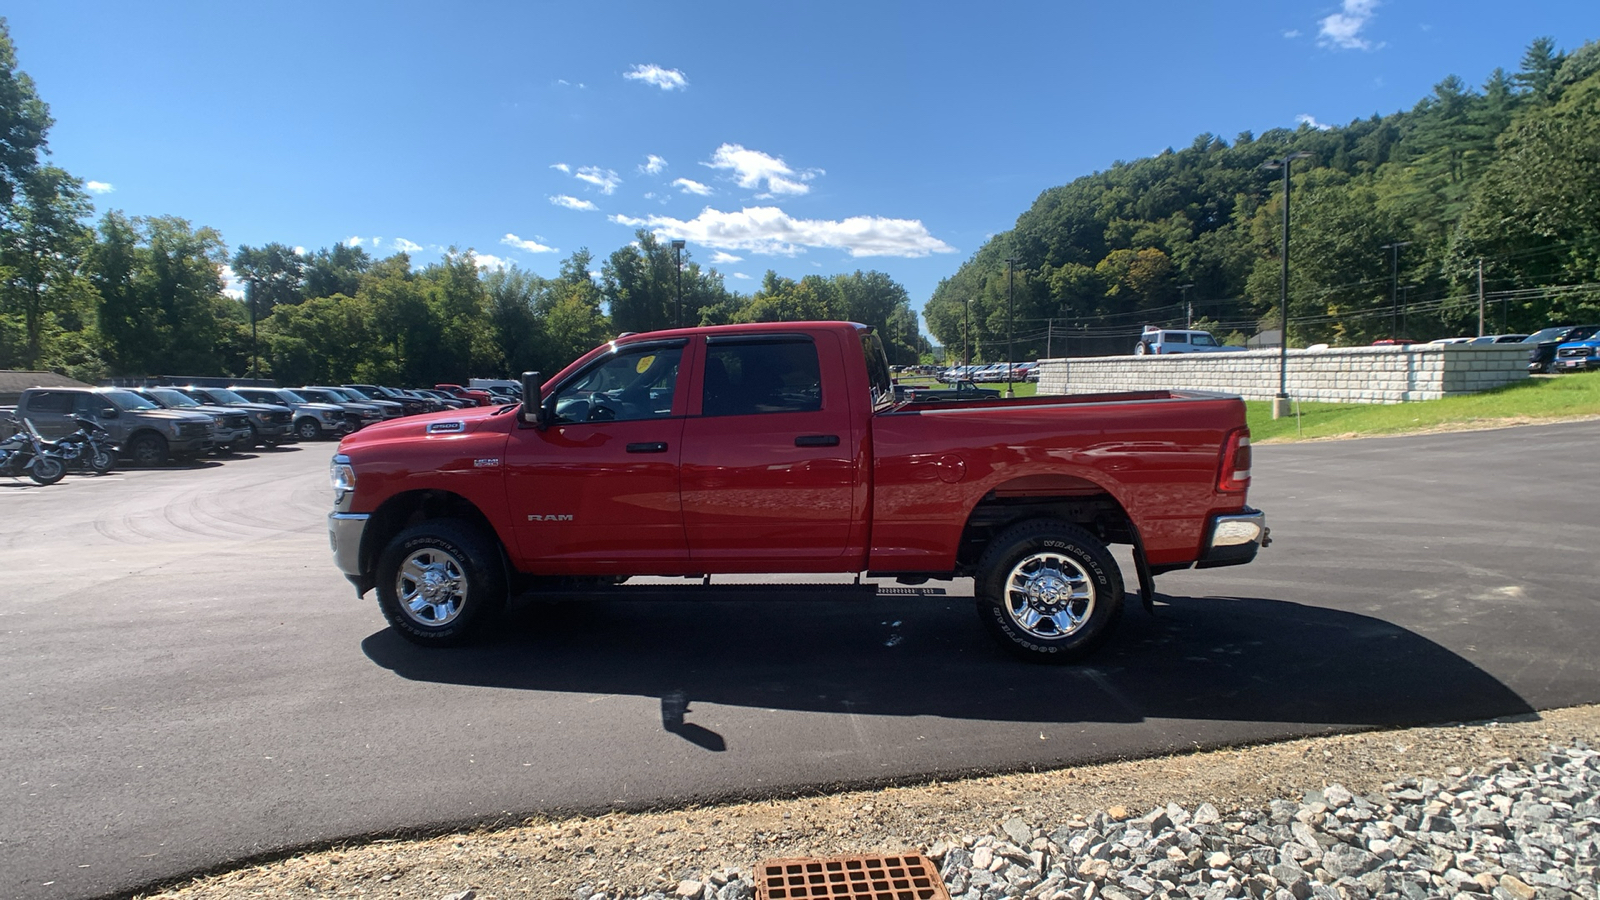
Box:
left=1195, top=508, right=1269, bottom=569
left=328, top=512, right=369, bottom=580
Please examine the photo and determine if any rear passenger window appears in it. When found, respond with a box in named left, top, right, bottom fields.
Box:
left=1166, top=333, right=1189, bottom=344
left=702, top=339, right=822, bottom=417
left=26, top=391, right=74, bottom=413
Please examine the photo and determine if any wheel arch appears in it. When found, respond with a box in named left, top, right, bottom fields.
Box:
left=357, top=489, right=509, bottom=591
left=954, top=472, right=1135, bottom=573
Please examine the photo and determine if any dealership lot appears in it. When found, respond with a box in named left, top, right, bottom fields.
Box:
left=3, top=422, right=1600, bottom=900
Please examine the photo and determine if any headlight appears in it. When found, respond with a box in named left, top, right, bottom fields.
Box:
left=322, top=410, right=342, bottom=422
left=330, top=454, right=356, bottom=502
left=168, top=422, right=183, bottom=437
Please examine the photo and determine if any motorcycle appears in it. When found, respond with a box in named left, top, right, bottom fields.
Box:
left=0, top=414, right=68, bottom=485
left=55, top=415, right=118, bottom=475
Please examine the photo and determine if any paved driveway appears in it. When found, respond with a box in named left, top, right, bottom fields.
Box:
left=2, top=421, right=1597, bottom=900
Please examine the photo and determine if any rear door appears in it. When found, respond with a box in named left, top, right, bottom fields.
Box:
left=679, top=332, right=861, bottom=564
left=19, top=390, right=77, bottom=438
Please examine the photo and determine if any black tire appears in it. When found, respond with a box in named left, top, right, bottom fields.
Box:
left=29, top=455, right=67, bottom=485
left=90, top=447, right=114, bottom=474
left=295, top=418, right=324, bottom=441
left=127, top=432, right=169, bottom=467
left=375, top=520, right=506, bottom=646
left=974, top=520, right=1124, bottom=663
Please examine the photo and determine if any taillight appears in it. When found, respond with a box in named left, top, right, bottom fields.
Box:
left=1218, top=428, right=1251, bottom=493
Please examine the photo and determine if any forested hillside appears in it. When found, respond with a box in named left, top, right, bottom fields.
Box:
left=925, top=36, right=1600, bottom=360
left=0, top=19, right=926, bottom=384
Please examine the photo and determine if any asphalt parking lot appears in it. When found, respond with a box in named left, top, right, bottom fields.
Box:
left=3, top=421, right=1599, bottom=900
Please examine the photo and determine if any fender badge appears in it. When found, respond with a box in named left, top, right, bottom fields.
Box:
left=427, top=421, right=465, bottom=434
left=473, top=458, right=500, bottom=467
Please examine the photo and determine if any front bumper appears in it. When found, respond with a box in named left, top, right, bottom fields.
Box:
left=1195, top=507, right=1269, bottom=569
left=1554, top=356, right=1600, bottom=371
left=328, top=512, right=369, bottom=586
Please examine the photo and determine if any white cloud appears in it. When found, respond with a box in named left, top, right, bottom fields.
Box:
left=609, top=206, right=956, bottom=259
left=1296, top=114, right=1334, bottom=131
left=673, top=177, right=714, bottom=196
left=556, top=79, right=586, bottom=89
left=474, top=253, right=511, bottom=272
left=393, top=238, right=423, bottom=253
left=704, top=144, right=820, bottom=197
left=85, top=180, right=115, bottom=194
left=346, top=235, right=366, bottom=247
left=710, top=250, right=743, bottom=264
left=1318, top=0, right=1381, bottom=50
left=641, top=155, right=667, bottom=175
left=575, top=166, right=621, bottom=195
left=731, top=272, right=752, bottom=280
left=502, top=233, right=557, bottom=254
left=293, top=246, right=307, bottom=256
left=551, top=163, right=571, bottom=174
left=1283, top=29, right=1302, bottom=39
left=551, top=194, right=598, bottom=211
left=624, top=63, right=688, bottom=91
left=220, top=264, right=245, bottom=300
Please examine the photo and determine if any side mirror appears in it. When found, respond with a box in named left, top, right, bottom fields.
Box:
left=519, top=371, right=545, bottom=428
left=98, top=407, right=120, bottom=419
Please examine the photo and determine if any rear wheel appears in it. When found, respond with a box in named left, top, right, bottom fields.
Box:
left=295, top=418, right=324, bottom=440
left=974, top=520, right=1124, bottom=663
left=376, top=520, right=506, bottom=646
left=127, top=432, right=168, bottom=467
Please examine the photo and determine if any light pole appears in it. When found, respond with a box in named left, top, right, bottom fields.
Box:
left=1005, top=255, right=1019, bottom=397
left=1262, top=151, right=1312, bottom=419
left=1180, top=283, right=1195, bottom=328
left=1381, top=240, right=1411, bottom=341
left=963, top=295, right=970, bottom=367
left=669, top=239, right=686, bottom=328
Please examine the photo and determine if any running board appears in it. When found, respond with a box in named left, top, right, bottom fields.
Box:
left=521, top=582, right=950, bottom=601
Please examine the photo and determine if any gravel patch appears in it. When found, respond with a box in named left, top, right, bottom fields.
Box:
left=136, top=706, right=1600, bottom=900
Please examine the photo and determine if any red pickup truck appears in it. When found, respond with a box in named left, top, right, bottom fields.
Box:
left=328, top=321, right=1266, bottom=662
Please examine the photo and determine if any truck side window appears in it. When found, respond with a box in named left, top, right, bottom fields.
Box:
left=702, top=339, right=822, bottom=417
left=27, top=391, right=75, bottom=413
left=550, top=345, right=682, bottom=424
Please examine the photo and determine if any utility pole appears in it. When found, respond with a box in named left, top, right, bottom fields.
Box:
left=670, top=239, right=686, bottom=328
left=1180, top=283, right=1195, bottom=328
left=1477, top=259, right=1485, bottom=337
left=1381, top=241, right=1411, bottom=340
left=1005, top=256, right=1019, bottom=398
left=1263, top=151, right=1312, bottom=419
left=1046, top=318, right=1053, bottom=359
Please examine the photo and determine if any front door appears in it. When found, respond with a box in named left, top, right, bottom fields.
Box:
left=502, top=341, right=690, bottom=574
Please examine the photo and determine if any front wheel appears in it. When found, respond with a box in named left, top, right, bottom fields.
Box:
left=375, top=520, right=506, bottom=646
left=127, top=432, right=168, bottom=467
left=974, top=520, right=1124, bottom=663
left=90, top=447, right=114, bottom=474
left=295, top=418, right=324, bottom=441
left=29, top=455, right=67, bottom=485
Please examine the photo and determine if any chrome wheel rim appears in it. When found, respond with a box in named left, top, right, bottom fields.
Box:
left=395, top=547, right=468, bottom=627
left=1004, top=550, right=1095, bottom=639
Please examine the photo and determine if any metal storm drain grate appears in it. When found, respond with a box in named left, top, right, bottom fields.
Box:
left=756, top=853, right=950, bottom=900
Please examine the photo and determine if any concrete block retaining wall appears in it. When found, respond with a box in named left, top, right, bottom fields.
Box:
left=1035, top=345, right=1529, bottom=404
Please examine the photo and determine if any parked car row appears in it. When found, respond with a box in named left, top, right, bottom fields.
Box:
left=935, top=362, right=1039, bottom=383
left=4, top=380, right=526, bottom=471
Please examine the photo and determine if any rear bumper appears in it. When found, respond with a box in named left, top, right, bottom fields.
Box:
left=1195, top=507, right=1269, bottom=569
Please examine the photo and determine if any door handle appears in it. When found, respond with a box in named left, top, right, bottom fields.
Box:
left=794, top=434, right=840, bottom=447
left=626, top=442, right=669, bottom=453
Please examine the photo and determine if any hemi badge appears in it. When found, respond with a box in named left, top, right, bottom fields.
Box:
left=474, top=458, right=501, bottom=468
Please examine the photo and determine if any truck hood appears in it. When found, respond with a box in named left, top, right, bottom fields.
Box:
left=139, top=409, right=214, bottom=424
left=338, top=405, right=512, bottom=450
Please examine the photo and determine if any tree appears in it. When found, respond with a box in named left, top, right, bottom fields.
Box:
left=0, top=18, right=50, bottom=214
left=232, top=242, right=305, bottom=377
left=1514, top=36, right=1566, bottom=99
left=302, top=242, right=372, bottom=300
left=0, top=165, right=92, bottom=369
left=87, top=212, right=229, bottom=376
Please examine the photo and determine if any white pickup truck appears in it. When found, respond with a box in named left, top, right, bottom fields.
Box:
left=1134, top=328, right=1246, bottom=356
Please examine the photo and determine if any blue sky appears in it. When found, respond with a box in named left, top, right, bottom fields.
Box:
left=7, top=1, right=1597, bottom=325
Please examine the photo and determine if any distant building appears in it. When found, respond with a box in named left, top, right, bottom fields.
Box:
left=0, top=370, right=91, bottom=407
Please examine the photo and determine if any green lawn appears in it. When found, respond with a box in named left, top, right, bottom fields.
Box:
left=1244, top=371, right=1600, bottom=442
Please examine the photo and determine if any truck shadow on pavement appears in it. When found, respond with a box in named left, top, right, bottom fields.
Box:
left=363, top=590, right=1534, bottom=736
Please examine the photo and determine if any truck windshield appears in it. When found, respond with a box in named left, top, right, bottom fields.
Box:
left=103, top=390, right=159, bottom=411
left=148, top=389, right=201, bottom=408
